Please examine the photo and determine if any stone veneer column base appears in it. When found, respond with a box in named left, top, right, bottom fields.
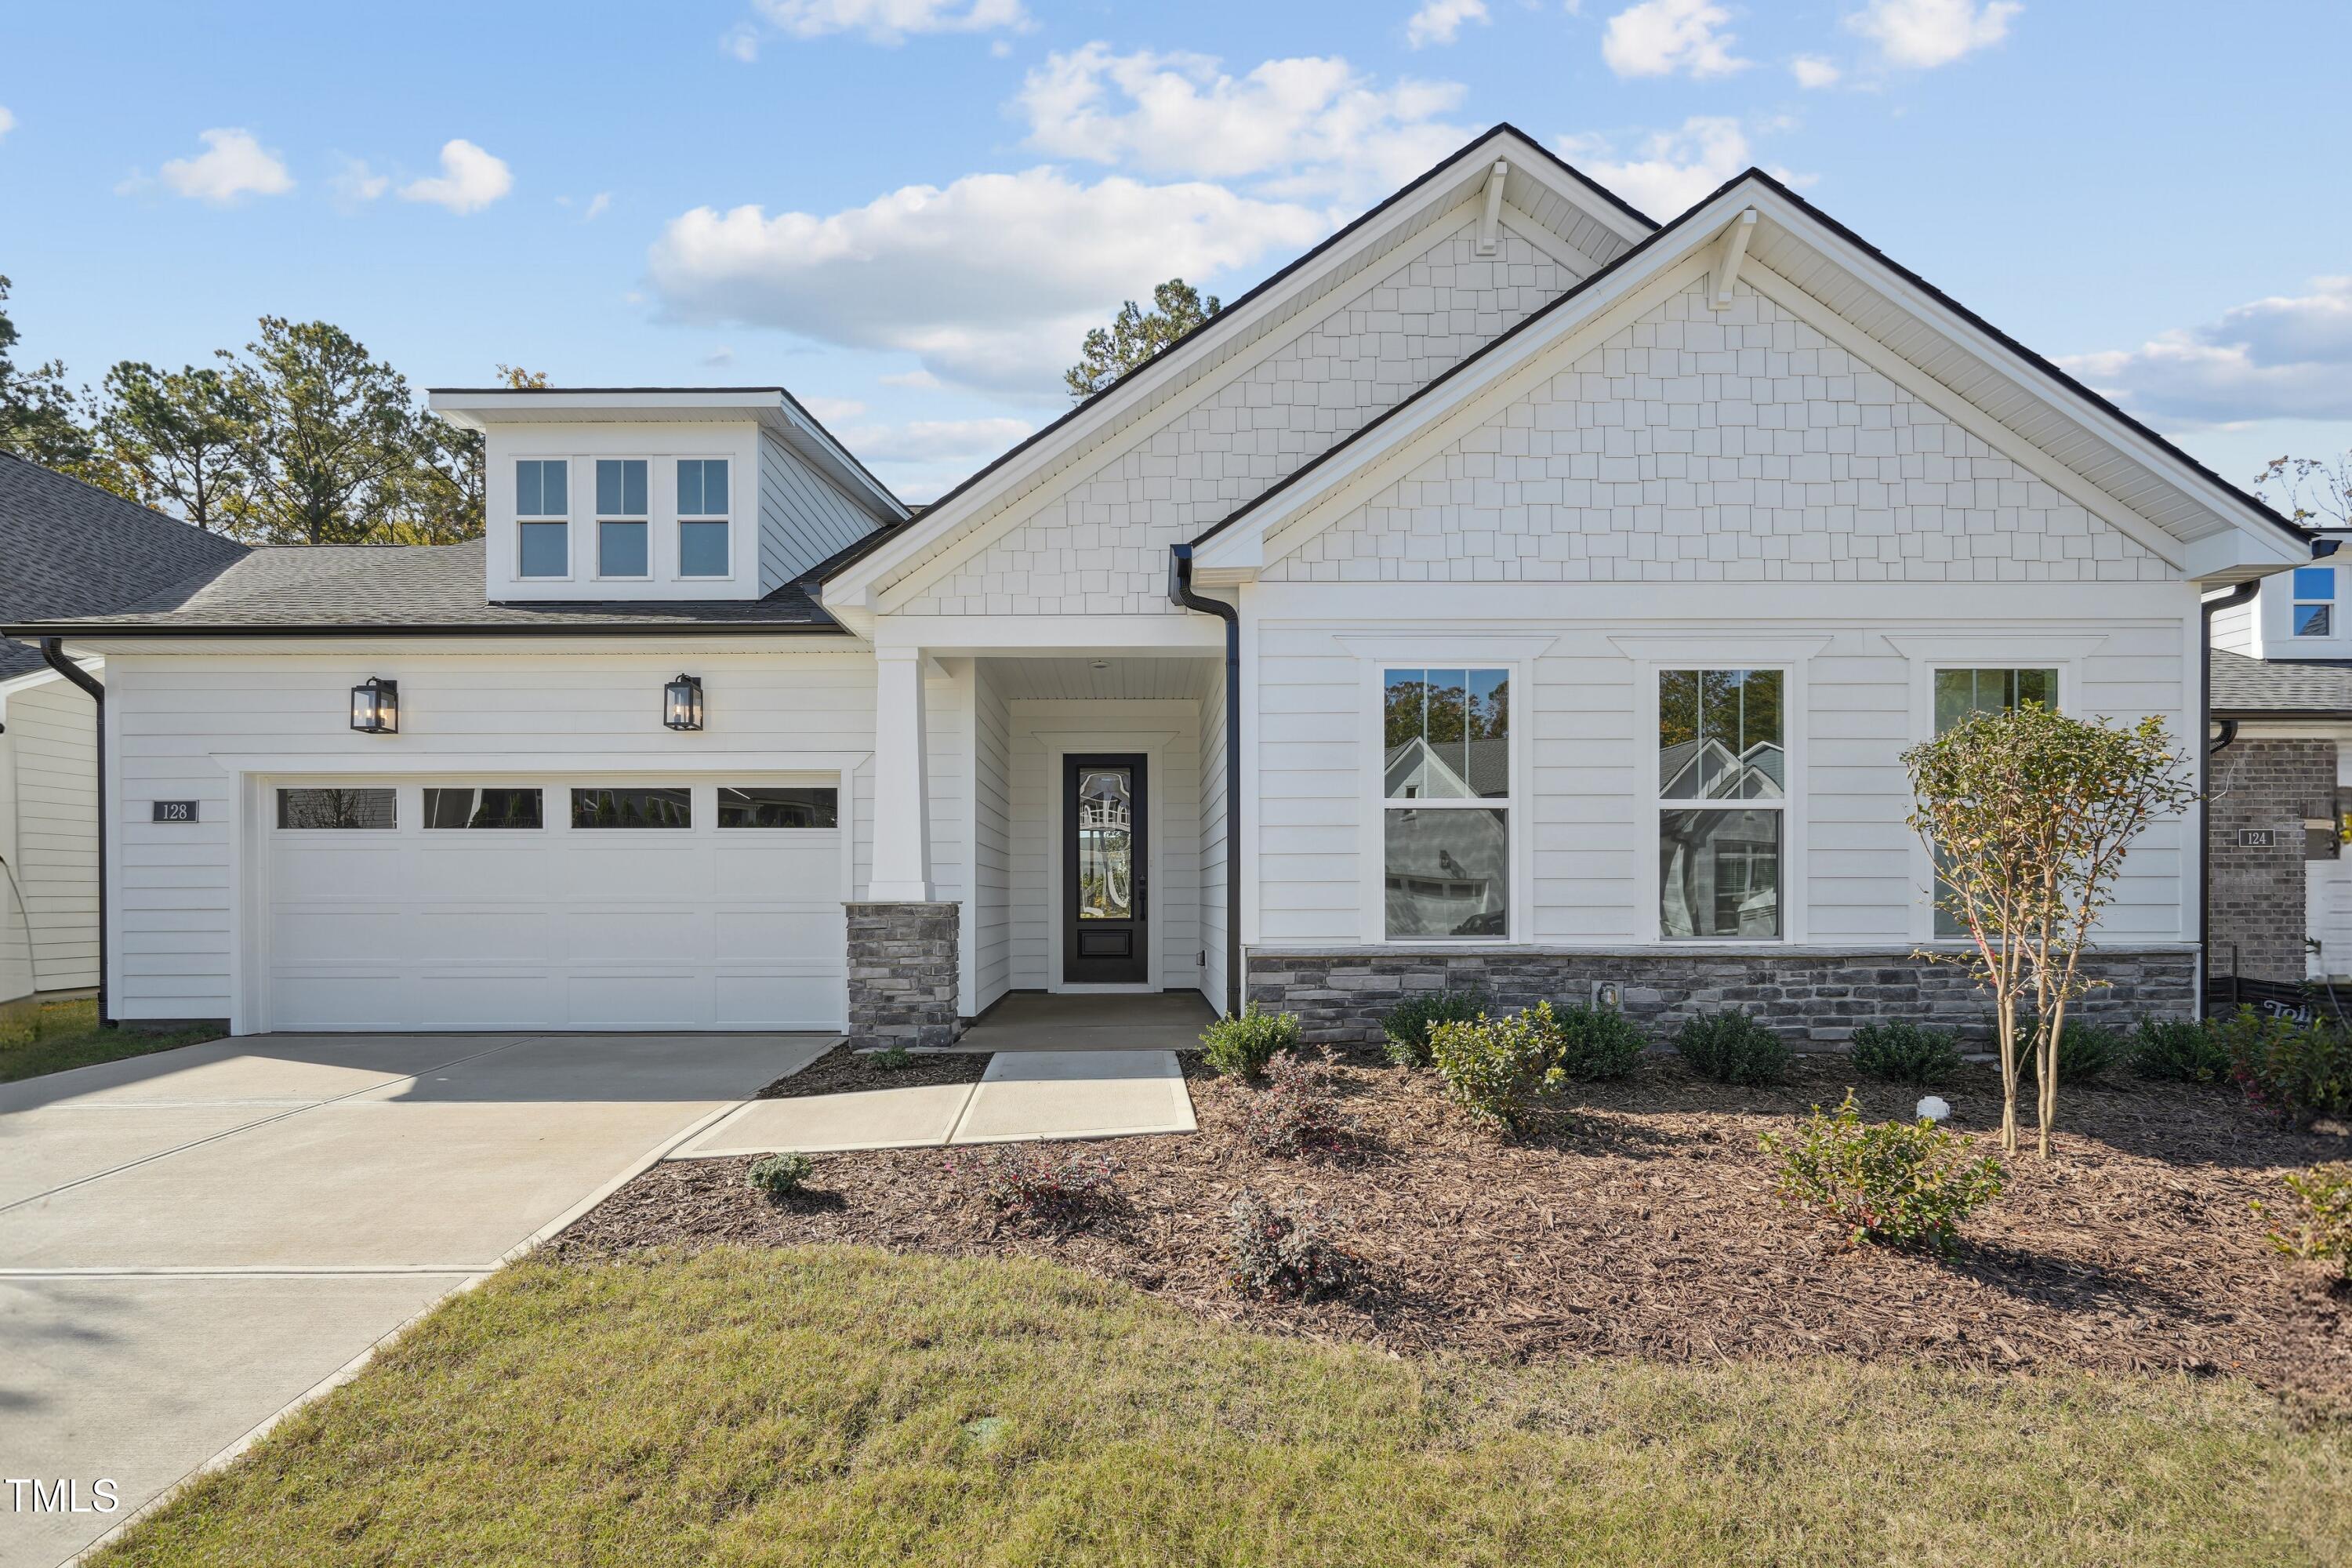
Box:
left=1246, top=946, right=2199, bottom=1048
left=845, top=902, right=961, bottom=1050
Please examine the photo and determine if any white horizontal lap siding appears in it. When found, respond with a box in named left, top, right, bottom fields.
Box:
left=1530, top=648, right=1639, bottom=939
left=973, top=662, right=1013, bottom=1011
left=759, top=430, right=880, bottom=593
left=9, top=676, right=100, bottom=990
left=1197, top=659, right=1229, bottom=1012
left=2078, top=627, right=2193, bottom=939
left=1801, top=641, right=1913, bottom=945
left=106, top=650, right=879, bottom=1022
left=897, top=220, right=1585, bottom=619
left=1251, top=629, right=1361, bottom=942
left=1006, top=699, right=1200, bottom=990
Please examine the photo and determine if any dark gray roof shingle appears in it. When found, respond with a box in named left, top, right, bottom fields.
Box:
left=4, top=535, right=845, bottom=636
left=2211, top=648, right=2352, bottom=717
left=0, top=455, right=251, bottom=677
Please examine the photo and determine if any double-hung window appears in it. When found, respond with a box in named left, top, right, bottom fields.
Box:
left=596, top=459, right=649, bottom=578
left=1657, top=669, right=1784, bottom=940
left=1930, top=667, right=2058, bottom=935
left=515, top=459, right=568, bottom=578
left=2294, top=566, right=2336, bottom=637
left=1381, top=667, right=1510, bottom=938
left=677, top=459, right=731, bottom=579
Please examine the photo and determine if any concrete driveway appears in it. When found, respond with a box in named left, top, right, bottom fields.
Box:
left=0, top=1029, right=830, bottom=1568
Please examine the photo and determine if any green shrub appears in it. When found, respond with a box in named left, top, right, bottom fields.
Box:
left=1200, top=1006, right=1301, bottom=1078
left=2019, top=1021, right=2122, bottom=1084
left=948, top=1144, right=1119, bottom=1225
left=2257, top=1161, right=2352, bottom=1282
left=1228, top=1189, right=1363, bottom=1300
left=746, top=1151, right=815, bottom=1201
left=1672, top=1011, right=1792, bottom=1086
left=1552, top=1004, right=1648, bottom=1081
left=1848, top=1021, right=1962, bottom=1086
left=1380, top=990, right=1487, bottom=1068
left=2128, top=1017, right=2231, bottom=1084
left=1760, top=1091, right=2007, bottom=1252
left=1427, top=1002, right=1647, bottom=1129
left=2213, top=1006, right=2352, bottom=1124
left=863, top=1043, right=916, bottom=1073
left=1242, top=1046, right=1357, bottom=1156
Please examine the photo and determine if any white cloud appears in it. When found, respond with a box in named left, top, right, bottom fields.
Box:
left=1406, top=0, right=1489, bottom=48
left=583, top=191, right=612, bottom=221
left=1014, top=45, right=1471, bottom=203
left=840, top=416, right=1033, bottom=463
left=1790, top=54, right=1842, bottom=88
left=0, top=107, right=14, bottom=142
left=1559, top=117, right=1804, bottom=219
left=2059, top=277, right=2352, bottom=430
left=647, top=165, right=1325, bottom=394
left=155, top=128, right=294, bottom=205
left=398, top=140, right=514, bottom=214
left=1846, top=0, right=2020, bottom=68
left=798, top=395, right=868, bottom=424
left=880, top=368, right=944, bottom=390
left=1600, top=0, right=1748, bottom=79
left=750, top=0, right=1029, bottom=44
left=722, top=22, right=761, bottom=60
left=328, top=157, right=389, bottom=208
left=703, top=347, right=738, bottom=367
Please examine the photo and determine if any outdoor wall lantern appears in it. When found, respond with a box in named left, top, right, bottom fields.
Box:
left=349, top=677, right=399, bottom=735
left=663, top=673, right=705, bottom=731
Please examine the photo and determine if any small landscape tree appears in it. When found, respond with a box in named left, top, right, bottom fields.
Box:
left=1902, top=702, right=2195, bottom=1158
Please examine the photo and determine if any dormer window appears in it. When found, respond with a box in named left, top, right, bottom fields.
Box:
left=678, top=459, right=731, bottom=579
left=515, top=459, right=569, bottom=578
left=2294, top=566, right=2336, bottom=637
left=597, top=459, right=649, bottom=579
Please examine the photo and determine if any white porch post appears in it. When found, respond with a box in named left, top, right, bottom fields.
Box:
left=869, top=644, right=933, bottom=900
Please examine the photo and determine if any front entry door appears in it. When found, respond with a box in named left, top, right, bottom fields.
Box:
left=1065, top=755, right=1149, bottom=985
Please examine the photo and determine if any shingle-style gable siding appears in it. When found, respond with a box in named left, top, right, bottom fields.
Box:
left=759, top=430, right=879, bottom=593
left=899, top=218, right=1587, bottom=617
left=1264, top=281, right=2172, bottom=584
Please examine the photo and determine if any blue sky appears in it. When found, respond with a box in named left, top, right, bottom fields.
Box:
left=2, top=0, right=2347, bottom=503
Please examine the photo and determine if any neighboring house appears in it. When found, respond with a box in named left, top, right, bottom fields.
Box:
left=4, top=125, right=2316, bottom=1045
left=0, top=455, right=249, bottom=1007
left=2208, top=539, right=2352, bottom=984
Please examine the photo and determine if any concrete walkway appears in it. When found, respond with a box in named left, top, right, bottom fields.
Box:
left=0, top=1030, right=829, bottom=1568
left=947, top=991, right=1215, bottom=1053
left=674, top=1048, right=1196, bottom=1157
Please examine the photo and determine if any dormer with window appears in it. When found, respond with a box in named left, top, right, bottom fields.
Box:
left=428, top=388, right=906, bottom=603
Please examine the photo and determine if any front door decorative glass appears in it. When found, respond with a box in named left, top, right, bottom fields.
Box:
left=1065, top=755, right=1149, bottom=983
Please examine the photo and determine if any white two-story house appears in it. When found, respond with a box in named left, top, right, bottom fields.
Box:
left=9, top=125, right=2314, bottom=1046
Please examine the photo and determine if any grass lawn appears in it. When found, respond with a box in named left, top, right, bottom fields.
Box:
left=97, top=1247, right=2350, bottom=1567
left=0, top=996, right=220, bottom=1084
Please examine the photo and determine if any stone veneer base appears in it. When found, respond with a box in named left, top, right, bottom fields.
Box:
left=845, top=902, right=961, bottom=1050
left=1246, top=946, right=2198, bottom=1047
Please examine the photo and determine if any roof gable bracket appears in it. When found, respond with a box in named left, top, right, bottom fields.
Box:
left=1477, top=162, right=1509, bottom=256
left=1710, top=208, right=1757, bottom=310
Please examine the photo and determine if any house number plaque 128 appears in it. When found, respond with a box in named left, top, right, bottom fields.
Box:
left=151, top=800, right=198, bottom=823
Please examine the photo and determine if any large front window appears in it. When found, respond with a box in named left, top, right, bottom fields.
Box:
left=1382, top=667, right=1509, bottom=938
left=1931, top=667, right=2059, bottom=936
left=596, top=459, right=649, bottom=578
left=1657, top=669, right=1784, bottom=939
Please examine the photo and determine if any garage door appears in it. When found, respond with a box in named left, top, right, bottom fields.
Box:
left=263, top=779, right=846, bottom=1031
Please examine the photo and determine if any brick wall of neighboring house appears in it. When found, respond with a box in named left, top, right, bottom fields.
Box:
left=1247, top=946, right=2198, bottom=1048
left=2207, top=737, right=2337, bottom=983
left=845, top=902, right=961, bottom=1049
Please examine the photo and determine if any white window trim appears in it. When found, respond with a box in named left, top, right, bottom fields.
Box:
left=1032, top=729, right=1172, bottom=993
left=1357, top=655, right=1530, bottom=946
left=593, top=456, right=653, bottom=583
left=677, top=457, right=734, bottom=580
left=1901, top=645, right=2087, bottom=943
left=514, top=456, right=574, bottom=582
left=2294, top=565, right=2338, bottom=639
left=1639, top=660, right=1806, bottom=946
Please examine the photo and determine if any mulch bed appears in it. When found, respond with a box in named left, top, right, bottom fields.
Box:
left=755, top=1044, right=991, bottom=1099
left=557, top=1051, right=2352, bottom=1408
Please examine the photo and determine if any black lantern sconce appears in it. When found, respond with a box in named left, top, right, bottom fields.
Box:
left=663, top=673, right=705, bottom=731
left=350, top=677, right=400, bottom=735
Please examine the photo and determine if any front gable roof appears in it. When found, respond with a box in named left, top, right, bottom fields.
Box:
left=1191, top=170, right=2310, bottom=586
left=819, top=123, right=1658, bottom=622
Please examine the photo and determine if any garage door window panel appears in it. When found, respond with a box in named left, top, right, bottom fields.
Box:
left=571, top=787, right=691, bottom=828
left=718, top=786, right=837, bottom=829
left=423, top=787, right=545, bottom=829
left=277, top=788, right=396, bottom=830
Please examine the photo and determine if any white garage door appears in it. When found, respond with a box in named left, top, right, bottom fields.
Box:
left=263, top=779, right=846, bottom=1031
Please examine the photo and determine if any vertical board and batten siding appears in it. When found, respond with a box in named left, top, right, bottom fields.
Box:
left=758, top=430, right=883, bottom=593
left=8, top=676, right=100, bottom=990
left=972, top=661, right=1013, bottom=1012
left=105, top=651, right=881, bottom=1022
left=1245, top=613, right=2194, bottom=948
left=1004, top=699, right=1201, bottom=992
left=1196, top=661, right=1229, bottom=1013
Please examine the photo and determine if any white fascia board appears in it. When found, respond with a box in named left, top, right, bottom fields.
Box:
left=828, top=128, right=1646, bottom=609
left=2184, top=527, right=2310, bottom=583
left=869, top=614, right=1225, bottom=653
left=1737, top=185, right=2305, bottom=557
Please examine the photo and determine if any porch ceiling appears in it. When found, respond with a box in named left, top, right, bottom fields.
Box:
left=984, top=655, right=1217, bottom=702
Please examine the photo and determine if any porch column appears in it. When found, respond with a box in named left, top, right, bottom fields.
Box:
left=868, top=644, right=932, bottom=900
